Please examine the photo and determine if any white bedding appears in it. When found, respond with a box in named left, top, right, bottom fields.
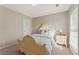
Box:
left=32, top=33, right=57, bottom=55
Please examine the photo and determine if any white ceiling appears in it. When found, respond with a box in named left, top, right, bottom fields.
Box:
left=1, top=4, right=71, bottom=18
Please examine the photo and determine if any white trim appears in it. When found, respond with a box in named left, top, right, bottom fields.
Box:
left=0, top=41, right=16, bottom=49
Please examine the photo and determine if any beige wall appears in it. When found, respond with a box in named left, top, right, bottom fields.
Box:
left=32, top=11, right=69, bottom=34
left=0, top=6, right=32, bottom=49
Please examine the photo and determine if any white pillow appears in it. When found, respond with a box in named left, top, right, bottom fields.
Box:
left=48, top=30, right=56, bottom=36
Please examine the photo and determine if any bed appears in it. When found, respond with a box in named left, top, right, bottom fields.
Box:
left=16, top=35, right=48, bottom=55
left=16, top=31, right=57, bottom=55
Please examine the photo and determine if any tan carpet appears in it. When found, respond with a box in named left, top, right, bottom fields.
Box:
left=52, top=45, right=73, bottom=55
left=0, top=45, right=73, bottom=55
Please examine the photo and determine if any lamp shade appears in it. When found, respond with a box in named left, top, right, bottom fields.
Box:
left=40, top=24, right=49, bottom=31
left=59, top=29, right=63, bottom=33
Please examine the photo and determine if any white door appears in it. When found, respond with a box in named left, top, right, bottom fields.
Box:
left=23, top=17, right=32, bottom=36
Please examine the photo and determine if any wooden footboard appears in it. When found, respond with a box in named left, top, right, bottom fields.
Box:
left=16, top=35, right=48, bottom=55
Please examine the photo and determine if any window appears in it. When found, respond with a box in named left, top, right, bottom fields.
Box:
left=70, top=7, right=78, bottom=54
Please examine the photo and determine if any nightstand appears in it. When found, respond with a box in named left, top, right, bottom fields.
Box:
left=55, top=34, right=67, bottom=47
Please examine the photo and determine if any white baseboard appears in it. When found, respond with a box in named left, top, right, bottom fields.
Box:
left=0, top=40, right=16, bottom=49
